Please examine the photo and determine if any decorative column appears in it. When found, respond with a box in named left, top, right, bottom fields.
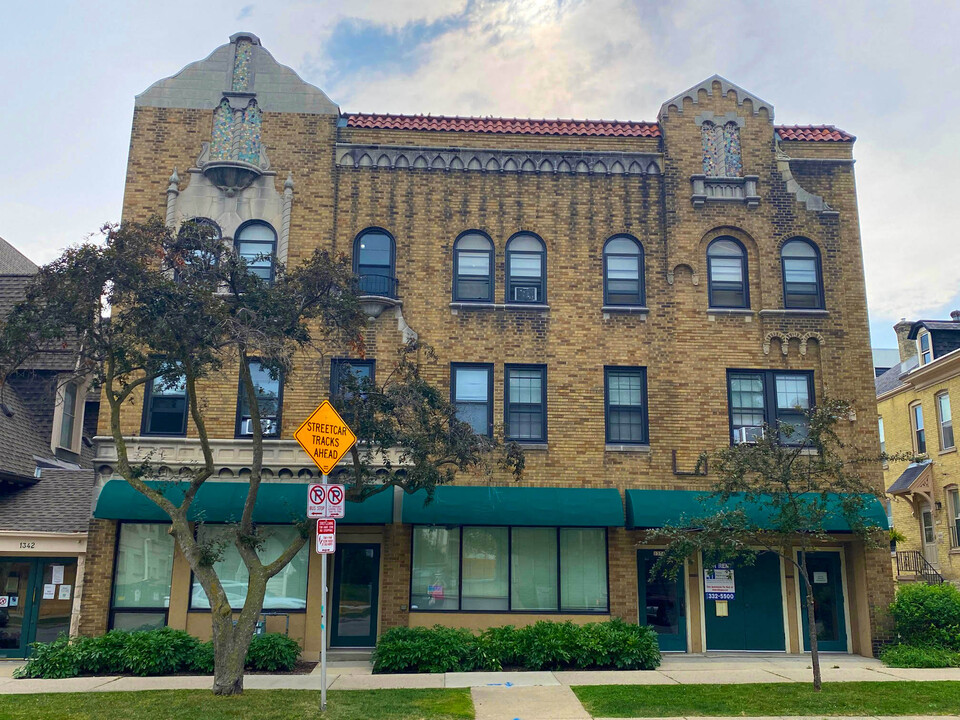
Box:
left=165, top=168, right=180, bottom=227
left=279, top=173, right=294, bottom=262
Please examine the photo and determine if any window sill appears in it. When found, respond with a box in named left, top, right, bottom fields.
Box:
left=450, top=302, right=550, bottom=313
left=708, top=308, right=754, bottom=321
left=515, top=442, right=548, bottom=450
left=758, top=309, right=829, bottom=317
left=939, top=447, right=957, bottom=456
left=602, top=306, right=649, bottom=319
left=605, top=444, right=651, bottom=452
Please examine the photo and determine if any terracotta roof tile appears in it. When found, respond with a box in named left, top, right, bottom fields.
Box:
left=774, top=125, right=855, bottom=142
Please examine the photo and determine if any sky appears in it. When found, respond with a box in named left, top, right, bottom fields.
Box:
left=3, top=0, right=959, bottom=348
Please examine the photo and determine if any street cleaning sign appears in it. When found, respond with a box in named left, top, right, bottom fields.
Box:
left=704, top=564, right=736, bottom=600
left=316, top=519, right=336, bottom=554
left=294, top=400, right=357, bottom=475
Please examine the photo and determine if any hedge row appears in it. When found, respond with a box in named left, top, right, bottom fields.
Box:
left=14, top=628, right=300, bottom=679
left=881, top=583, right=960, bottom=669
left=372, top=619, right=661, bottom=673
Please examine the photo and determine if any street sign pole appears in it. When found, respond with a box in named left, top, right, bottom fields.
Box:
left=320, top=471, right=328, bottom=712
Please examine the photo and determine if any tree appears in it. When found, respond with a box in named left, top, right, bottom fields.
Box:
left=648, top=399, right=897, bottom=690
left=0, top=218, right=522, bottom=695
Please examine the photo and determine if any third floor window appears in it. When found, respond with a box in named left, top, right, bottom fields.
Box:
left=603, top=236, right=644, bottom=306
left=505, top=234, right=546, bottom=304
left=453, top=232, right=494, bottom=302
left=707, top=237, right=749, bottom=309
left=354, top=229, right=397, bottom=298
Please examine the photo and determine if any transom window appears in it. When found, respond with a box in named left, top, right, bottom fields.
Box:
left=604, top=367, right=648, bottom=444
left=937, top=392, right=954, bottom=450
left=236, top=360, right=282, bottom=437
left=505, top=365, right=546, bottom=442
left=410, top=526, right=608, bottom=613
left=603, top=236, right=644, bottom=306
left=235, top=222, right=277, bottom=283
left=142, top=371, right=188, bottom=436
left=781, top=238, right=824, bottom=309
left=451, top=364, right=493, bottom=437
left=728, top=370, right=814, bottom=444
left=911, top=402, right=926, bottom=454
left=505, top=234, right=546, bottom=304
left=354, top=229, right=397, bottom=298
left=918, top=332, right=933, bottom=365
left=707, top=237, right=749, bottom=308
left=453, top=232, right=494, bottom=302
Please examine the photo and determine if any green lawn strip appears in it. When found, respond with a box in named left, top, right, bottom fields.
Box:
left=0, top=688, right=473, bottom=720
left=574, top=680, right=960, bottom=717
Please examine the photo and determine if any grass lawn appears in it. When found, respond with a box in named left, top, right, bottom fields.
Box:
left=0, top=688, right=474, bottom=720
left=574, top=680, right=960, bottom=717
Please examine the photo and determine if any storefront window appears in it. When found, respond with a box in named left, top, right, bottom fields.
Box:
left=461, top=527, right=508, bottom=610
left=111, top=523, right=175, bottom=630
left=411, top=527, right=460, bottom=610
left=190, top=525, right=308, bottom=610
left=560, top=528, right=608, bottom=612
left=511, top=527, right=559, bottom=611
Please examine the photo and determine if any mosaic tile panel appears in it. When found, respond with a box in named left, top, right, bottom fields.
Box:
left=701, top=122, right=724, bottom=176
left=723, top=122, right=743, bottom=177
left=239, top=101, right=263, bottom=165
left=232, top=39, right=253, bottom=92
left=211, top=99, right=234, bottom=160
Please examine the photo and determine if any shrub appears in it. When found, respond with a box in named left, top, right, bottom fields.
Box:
left=889, top=583, right=960, bottom=650
left=881, top=643, right=960, bottom=668
left=120, top=628, right=200, bottom=676
left=187, top=641, right=216, bottom=674
left=372, top=626, right=493, bottom=674
left=479, top=625, right=519, bottom=667
left=246, top=633, right=301, bottom=672
left=13, top=635, right=78, bottom=679
left=513, top=621, right=579, bottom=670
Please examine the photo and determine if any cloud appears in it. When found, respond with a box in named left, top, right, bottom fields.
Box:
left=237, top=4, right=254, bottom=20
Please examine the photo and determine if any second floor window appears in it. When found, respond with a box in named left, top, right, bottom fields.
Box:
left=451, top=364, right=493, bottom=437
left=330, top=359, right=375, bottom=400
left=781, top=238, right=823, bottom=309
left=142, top=372, right=188, bottom=436
left=453, top=232, right=494, bottom=302
left=505, top=365, right=546, bottom=442
left=879, top=416, right=886, bottom=455
left=937, top=392, right=954, bottom=450
left=603, top=236, right=644, bottom=306
left=911, top=402, right=926, bottom=454
left=237, top=361, right=281, bottom=437
left=605, top=367, right=648, bottom=444
left=506, top=234, right=546, bottom=304
left=728, top=370, right=813, bottom=444
left=235, top=222, right=277, bottom=283
left=918, top=331, right=933, bottom=365
left=707, top=237, right=749, bottom=309
left=58, top=382, right=79, bottom=451
left=354, top=229, right=397, bottom=298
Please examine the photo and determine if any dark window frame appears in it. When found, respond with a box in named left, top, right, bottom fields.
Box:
left=602, top=235, right=645, bottom=306
left=504, top=363, right=547, bottom=443
left=707, top=236, right=750, bottom=309
left=726, top=369, right=815, bottom=446
left=330, top=358, right=376, bottom=399
left=408, top=525, right=610, bottom=614
left=452, top=231, right=495, bottom=303
left=140, top=368, right=189, bottom=437
left=234, top=358, right=284, bottom=439
left=451, top=363, right=494, bottom=438
left=353, top=227, right=397, bottom=298
left=780, top=237, right=824, bottom=310
left=937, top=391, right=954, bottom=451
left=108, top=521, right=174, bottom=631
left=505, top=232, right=547, bottom=304
left=234, top=220, right=278, bottom=284
left=604, top=366, right=649, bottom=445
left=911, top=401, right=927, bottom=454
left=919, top=331, right=933, bottom=365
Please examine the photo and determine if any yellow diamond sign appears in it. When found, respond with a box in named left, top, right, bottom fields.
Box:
left=294, top=400, right=357, bottom=475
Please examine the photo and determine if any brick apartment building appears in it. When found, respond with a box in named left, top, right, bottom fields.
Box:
left=79, top=33, right=894, bottom=658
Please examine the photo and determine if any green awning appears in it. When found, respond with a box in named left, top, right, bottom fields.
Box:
left=625, top=489, right=888, bottom=532
left=401, top=486, right=624, bottom=527
left=93, top=480, right=394, bottom=525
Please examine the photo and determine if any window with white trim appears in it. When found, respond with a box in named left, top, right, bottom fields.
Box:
left=937, top=392, right=954, bottom=450
left=918, top=331, right=933, bottom=365
left=911, top=402, right=927, bottom=455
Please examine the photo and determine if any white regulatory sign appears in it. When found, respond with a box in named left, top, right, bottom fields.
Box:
left=307, top=483, right=345, bottom=519
left=316, top=519, right=336, bottom=554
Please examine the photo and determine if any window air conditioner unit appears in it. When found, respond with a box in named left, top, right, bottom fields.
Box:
left=513, top=286, right=538, bottom=303
left=240, top=418, right=277, bottom=436
left=735, top=426, right=764, bottom=444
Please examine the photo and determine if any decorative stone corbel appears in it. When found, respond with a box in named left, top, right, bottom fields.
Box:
left=279, top=173, right=294, bottom=262
left=165, top=168, right=180, bottom=228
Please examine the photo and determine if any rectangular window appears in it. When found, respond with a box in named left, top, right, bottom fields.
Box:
left=605, top=367, right=648, bottom=444
left=410, top=526, right=608, bottom=613
left=879, top=416, right=886, bottom=455
left=950, top=489, right=960, bottom=550
left=937, top=393, right=954, bottom=450
left=783, top=258, right=820, bottom=308
left=111, top=523, right=175, bottom=630
left=236, top=360, right=282, bottom=437
left=330, top=359, right=375, bottom=399
left=727, top=370, right=813, bottom=444
left=142, top=372, right=188, bottom=436
left=58, top=382, right=78, bottom=450
left=457, top=251, right=492, bottom=301
left=190, top=525, right=308, bottom=610
left=912, top=403, right=926, bottom=454
left=919, top=332, right=932, bottom=365
left=505, top=365, right=546, bottom=442
left=451, top=364, right=493, bottom=437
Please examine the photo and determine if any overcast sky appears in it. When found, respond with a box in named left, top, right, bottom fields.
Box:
left=3, top=0, right=959, bottom=347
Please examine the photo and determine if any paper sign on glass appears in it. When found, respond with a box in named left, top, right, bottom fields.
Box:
left=51, top=565, right=64, bottom=585
left=813, top=571, right=828, bottom=584
left=42, top=584, right=56, bottom=600
left=58, top=585, right=72, bottom=600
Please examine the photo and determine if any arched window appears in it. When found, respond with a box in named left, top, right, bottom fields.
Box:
left=175, top=218, right=221, bottom=279
left=603, top=236, right=644, bottom=306
left=506, top=233, right=545, bottom=304
left=707, top=237, right=748, bottom=308
left=235, top=221, right=277, bottom=283
left=354, top=229, right=397, bottom=298
left=453, top=232, right=494, bottom=302
left=781, top=238, right=823, bottom=309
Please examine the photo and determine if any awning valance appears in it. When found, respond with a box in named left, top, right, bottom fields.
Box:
left=93, top=480, right=394, bottom=525
left=401, top=486, right=624, bottom=527
left=625, top=489, right=888, bottom=532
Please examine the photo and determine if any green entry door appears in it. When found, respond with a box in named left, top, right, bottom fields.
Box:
left=798, top=551, right=848, bottom=652
left=704, top=553, right=785, bottom=651
left=0, top=557, right=78, bottom=658
left=330, top=544, right=380, bottom=648
left=637, top=550, right=687, bottom=651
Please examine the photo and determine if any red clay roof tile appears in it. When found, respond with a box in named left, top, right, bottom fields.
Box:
left=774, top=125, right=855, bottom=142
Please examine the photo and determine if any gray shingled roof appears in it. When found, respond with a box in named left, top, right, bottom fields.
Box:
left=887, top=461, right=931, bottom=494
left=875, top=355, right=918, bottom=397
left=0, top=380, right=60, bottom=483
left=0, top=237, right=37, bottom=276
left=0, top=468, right=94, bottom=532
left=907, top=320, right=960, bottom=338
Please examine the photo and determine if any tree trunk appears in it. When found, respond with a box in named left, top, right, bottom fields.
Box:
left=210, top=599, right=259, bottom=695
left=800, top=551, right=822, bottom=691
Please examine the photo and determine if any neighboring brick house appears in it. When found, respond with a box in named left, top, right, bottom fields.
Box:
left=879, top=314, right=960, bottom=586
left=82, top=33, right=894, bottom=657
left=0, top=237, right=99, bottom=658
